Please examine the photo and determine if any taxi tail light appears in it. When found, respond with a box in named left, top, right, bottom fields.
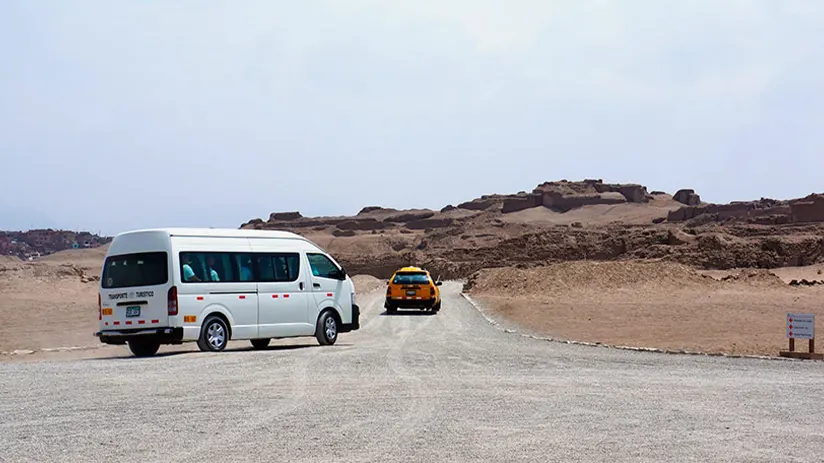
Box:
left=168, top=286, right=179, bottom=316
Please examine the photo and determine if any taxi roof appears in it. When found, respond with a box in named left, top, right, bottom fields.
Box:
left=396, top=266, right=428, bottom=273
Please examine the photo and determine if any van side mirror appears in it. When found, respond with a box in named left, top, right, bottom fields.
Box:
left=337, top=267, right=347, bottom=280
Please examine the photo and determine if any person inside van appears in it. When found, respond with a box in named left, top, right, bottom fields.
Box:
left=206, top=256, right=220, bottom=282
left=239, top=255, right=254, bottom=281
left=182, top=255, right=201, bottom=282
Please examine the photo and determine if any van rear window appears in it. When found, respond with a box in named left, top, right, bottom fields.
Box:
left=102, top=252, right=169, bottom=289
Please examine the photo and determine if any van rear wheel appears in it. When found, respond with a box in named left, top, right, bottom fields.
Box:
left=128, top=339, right=160, bottom=357
left=198, top=316, right=229, bottom=352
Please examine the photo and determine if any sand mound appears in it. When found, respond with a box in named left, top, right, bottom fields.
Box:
left=717, top=269, right=786, bottom=287
left=351, top=274, right=386, bottom=294
left=466, top=261, right=714, bottom=296
left=40, top=246, right=107, bottom=262
left=0, top=255, right=21, bottom=264
left=37, top=246, right=107, bottom=274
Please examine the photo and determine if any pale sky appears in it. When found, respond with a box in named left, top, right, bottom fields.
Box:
left=1, top=1, right=823, bottom=235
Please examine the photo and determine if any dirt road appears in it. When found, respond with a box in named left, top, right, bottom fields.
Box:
left=1, top=282, right=823, bottom=462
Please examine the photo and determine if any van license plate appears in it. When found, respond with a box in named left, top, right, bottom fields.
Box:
left=125, top=306, right=141, bottom=317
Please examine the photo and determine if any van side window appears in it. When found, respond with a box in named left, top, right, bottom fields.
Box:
left=256, top=253, right=300, bottom=282
left=234, top=253, right=255, bottom=282
left=179, top=252, right=238, bottom=283
left=307, top=253, right=340, bottom=279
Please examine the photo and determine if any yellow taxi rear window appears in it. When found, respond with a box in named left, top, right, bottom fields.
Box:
left=392, top=272, right=430, bottom=285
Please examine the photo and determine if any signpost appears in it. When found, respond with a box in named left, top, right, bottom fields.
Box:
left=780, top=313, right=823, bottom=360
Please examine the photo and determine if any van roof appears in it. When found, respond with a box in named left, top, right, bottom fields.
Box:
left=116, top=227, right=306, bottom=240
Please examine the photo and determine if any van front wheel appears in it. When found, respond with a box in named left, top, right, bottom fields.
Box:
left=315, top=311, right=338, bottom=346
left=128, top=339, right=160, bottom=357
left=198, top=316, right=229, bottom=352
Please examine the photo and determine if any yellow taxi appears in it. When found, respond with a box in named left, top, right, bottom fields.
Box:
left=385, top=266, right=442, bottom=314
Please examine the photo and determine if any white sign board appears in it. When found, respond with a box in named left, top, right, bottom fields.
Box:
left=786, top=313, right=815, bottom=340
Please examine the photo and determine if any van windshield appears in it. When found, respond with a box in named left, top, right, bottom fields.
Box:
left=392, top=272, right=431, bottom=285
left=102, top=252, right=169, bottom=289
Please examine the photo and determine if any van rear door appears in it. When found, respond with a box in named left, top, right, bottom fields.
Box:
left=100, top=251, right=171, bottom=329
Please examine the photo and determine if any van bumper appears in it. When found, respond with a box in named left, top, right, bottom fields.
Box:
left=94, top=327, right=184, bottom=345
left=340, top=304, right=360, bottom=333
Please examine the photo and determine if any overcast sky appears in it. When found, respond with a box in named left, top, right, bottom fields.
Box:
left=1, top=1, right=823, bottom=235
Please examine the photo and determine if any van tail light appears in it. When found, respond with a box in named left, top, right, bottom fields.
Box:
left=98, top=293, right=102, bottom=320
left=167, top=286, right=178, bottom=316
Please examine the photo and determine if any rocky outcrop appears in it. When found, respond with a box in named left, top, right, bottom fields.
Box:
left=335, top=218, right=391, bottom=231
left=406, top=218, right=454, bottom=230
left=332, top=229, right=357, bottom=237
left=674, top=189, right=701, bottom=206
left=668, top=199, right=795, bottom=224
left=501, top=193, right=543, bottom=214
left=528, top=179, right=649, bottom=213
left=541, top=191, right=627, bottom=212
left=457, top=198, right=499, bottom=211
left=383, top=210, right=436, bottom=223
left=667, top=229, right=696, bottom=246
left=358, top=206, right=395, bottom=215
left=240, top=181, right=824, bottom=278
left=790, top=194, right=824, bottom=223
left=591, top=182, right=648, bottom=203
left=269, top=211, right=303, bottom=221
left=241, top=218, right=265, bottom=229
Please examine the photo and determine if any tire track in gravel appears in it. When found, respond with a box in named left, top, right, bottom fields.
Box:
left=368, top=299, right=443, bottom=460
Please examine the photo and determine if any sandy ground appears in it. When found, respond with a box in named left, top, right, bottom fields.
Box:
left=468, top=261, right=824, bottom=357
left=0, top=250, right=102, bottom=354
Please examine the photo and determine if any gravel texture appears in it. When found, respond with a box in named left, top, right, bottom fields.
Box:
left=1, top=282, right=823, bottom=462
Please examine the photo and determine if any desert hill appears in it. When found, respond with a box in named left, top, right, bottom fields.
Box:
left=242, top=179, right=824, bottom=279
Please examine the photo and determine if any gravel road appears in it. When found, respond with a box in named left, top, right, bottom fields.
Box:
left=1, top=282, right=823, bottom=462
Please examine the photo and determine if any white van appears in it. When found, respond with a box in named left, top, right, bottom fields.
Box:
left=93, top=228, right=360, bottom=357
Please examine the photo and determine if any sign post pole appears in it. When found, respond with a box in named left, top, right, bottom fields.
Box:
left=780, top=313, right=822, bottom=360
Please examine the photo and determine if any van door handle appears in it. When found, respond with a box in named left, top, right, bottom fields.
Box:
left=313, top=283, right=321, bottom=288
left=299, top=282, right=304, bottom=290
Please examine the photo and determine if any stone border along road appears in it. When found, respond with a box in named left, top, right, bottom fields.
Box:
left=1, top=281, right=823, bottom=463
